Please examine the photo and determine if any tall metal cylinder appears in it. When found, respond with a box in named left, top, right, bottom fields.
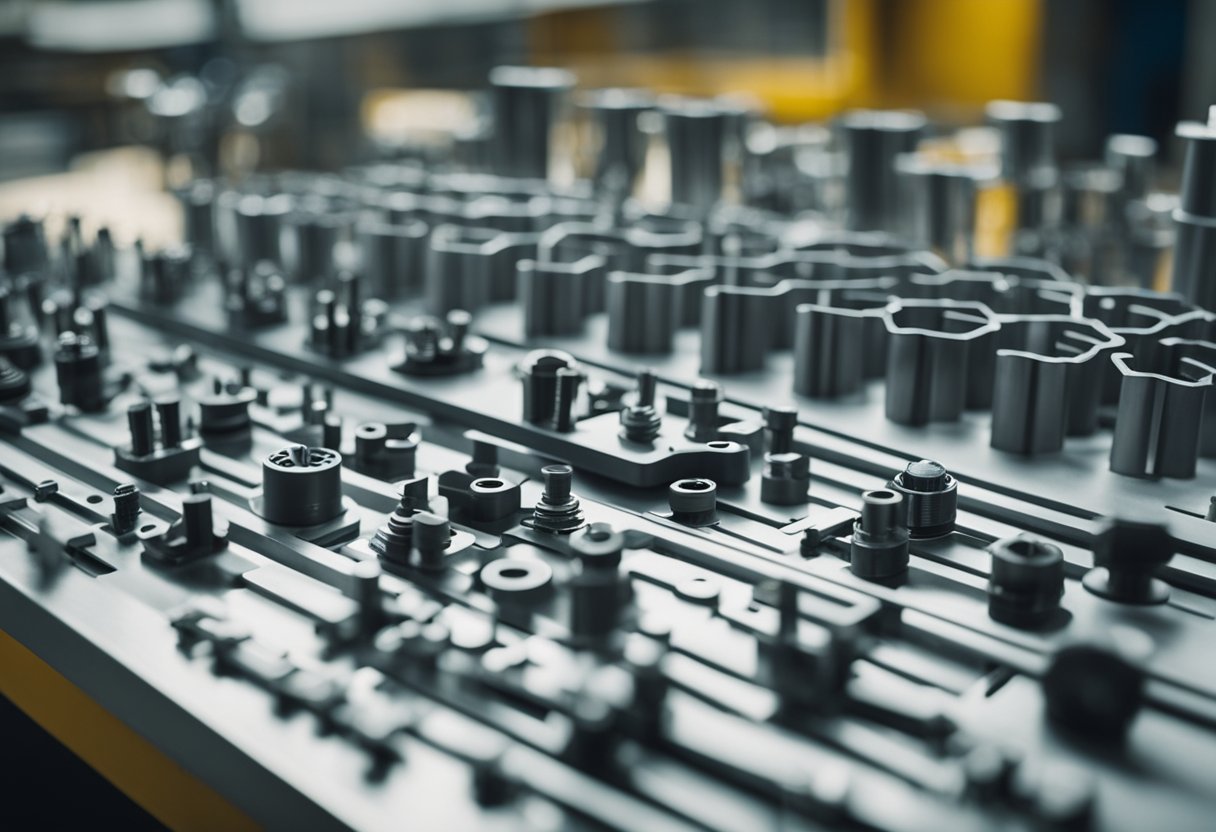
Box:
left=840, top=109, right=926, bottom=233
left=661, top=97, right=726, bottom=214
left=489, top=66, right=575, bottom=180
left=1171, top=112, right=1216, bottom=312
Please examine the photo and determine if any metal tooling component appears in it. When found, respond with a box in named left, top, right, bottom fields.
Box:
left=896, top=156, right=987, bottom=265
left=882, top=299, right=1000, bottom=425
left=668, top=478, right=718, bottom=526
left=53, top=331, right=105, bottom=412
left=1079, top=287, right=1206, bottom=403
left=426, top=225, right=538, bottom=313
left=395, top=310, right=487, bottom=377
left=1109, top=351, right=1212, bottom=479
left=700, top=285, right=772, bottom=374
left=139, top=244, right=193, bottom=304
left=518, top=255, right=603, bottom=336
left=0, top=357, right=31, bottom=402
left=839, top=109, right=927, bottom=233
left=0, top=286, right=41, bottom=369
left=660, top=97, right=726, bottom=213
left=1105, top=134, right=1157, bottom=206
left=849, top=488, right=910, bottom=581
left=989, top=315, right=1124, bottom=453
left=986, top=100, right=1063, bottom=247
left=113, top=397, right=202, bottom=484
left=1083, top=517, right=1173, bottom=605
left=197, top=381, right=256, bottom=439
left=696, top=274, right=899, bottom=350
left=1171, top=110, right=1216, bottom=312
left=235, top=193, right=292, bottom=267
left=140, top=493, right=228, bottom=566
left=488, top=65, right=575, bottom=180
left=908, top=270, right=1077, bottom=316
left=256, top=445, right=345, bottom=527
left=1158, top=338, right=1216, bottom=457
left=309, top=273, right=387, bottom=357
left=580, top=88, right=653, bottom=195
left=358, top=217, right=428, bottom=300
left=225, top=263, right=287, bottom=328
left=3, top=214, right=48, bottom=275
left=987, top=534, right=1065, bottom=628
left=887, top=459, right=958, bottom=539
left=986, top=100, right=1061, bottom=185
left=539, top=222, right=701, bottom=313
left=176, top=182, right=214, bottom=256
left=11, top=70, right=1216, bottom=832
left=1042, top=641, right=1145, bottom=741
left=639, top=259, right=717, bottom=327
left=606, top=273, right=680, bottom=354
left=530, top=464, right=584, bottom=533
left=620, top=369, right=662, bottom=443
left=520, top=348, right=578, bottom=426
left=760, top=452, right=810, bottom=505
left=792, top=304, right=868, bottom=398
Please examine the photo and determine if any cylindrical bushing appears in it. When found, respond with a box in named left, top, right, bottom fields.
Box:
left=581, top=88, right=653, bottom=193
left=987, top=534, right=1064, bottom=628
left=489, top=65, right=575, bottom=180
left=235, top=193, right=291, bottom=267
left=896, top=156, right=982, bottom=265
left=840, top=109, right=927, bottom=233
left=985, top=100, right=1061, bottom=185
left=176, top=180, right=215, bottom=255
left=1171, top=115, right=1216, bottom=312
left=668, top=478, right=718, bottom=526
left=606, top=273, right=679, bottom=354
left=660, top=97, right=726, bottom=214
left=887, top=459, right=957, bottom=539
left=1105, top=134, right=1157, bottom=206
left=792, top=304, right=867, bottom=398
left=260, top=445, right=344, bottom=526
left=291, top=207, right=349, bottom=286
left=850, top=489, right=910, bottom=581
left=700, top=285, right=771, bottom=374
left=359, top=217, right=428, bottom=299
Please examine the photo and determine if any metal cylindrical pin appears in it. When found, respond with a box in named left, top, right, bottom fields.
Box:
left=182, top=494, right=213, bottom=548
left=156, top=396, right=183, bottom=448
left=128, top=401, right=155, bottom=457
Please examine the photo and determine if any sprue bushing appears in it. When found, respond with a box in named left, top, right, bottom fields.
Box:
left=668, top=478, right=718, bottom=526
left=888, top=459, right=958, bottom=539
left=259, top=445, right=344, bottom=527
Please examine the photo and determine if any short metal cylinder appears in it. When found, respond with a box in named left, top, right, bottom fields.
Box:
left=260, top=445, right=344, bottom=526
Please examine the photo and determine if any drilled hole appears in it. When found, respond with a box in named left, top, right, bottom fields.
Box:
left=86, top=495, right=103, bottom=504
left=679, top=480, right=712, bottom=491
left=475, top=479, right=504, bottom=489
left=140, top=524, right=156, bottom=533
left=500, top=567, right=529, bottom=579
left=707, top=441, right=731, bottom=449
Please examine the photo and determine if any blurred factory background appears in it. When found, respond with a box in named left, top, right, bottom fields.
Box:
left=0, top=0, right=1203, bottom=184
